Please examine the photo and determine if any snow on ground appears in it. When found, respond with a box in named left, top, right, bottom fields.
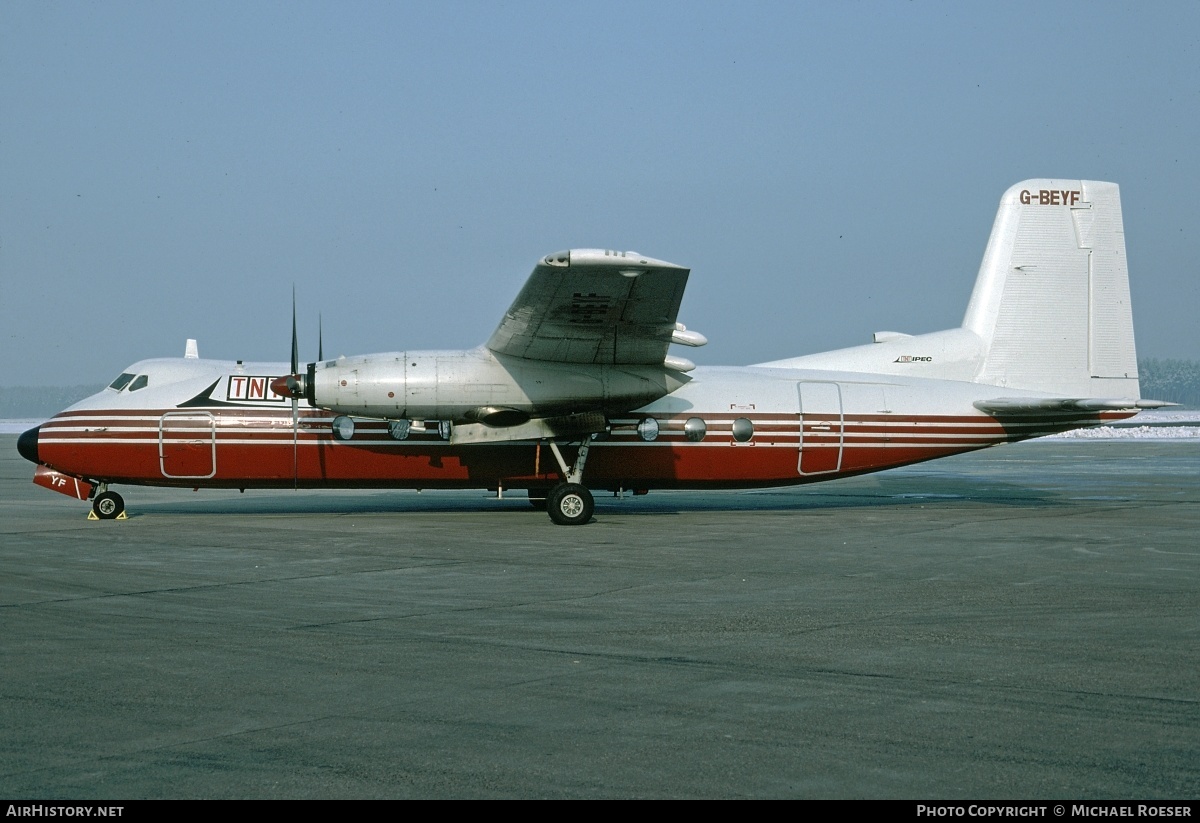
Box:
left=1045, top=424, right=1200, bottom=440
left=1044, top=409, right=1200, bottom=441
left=5, top=411, right=1200, bottom=439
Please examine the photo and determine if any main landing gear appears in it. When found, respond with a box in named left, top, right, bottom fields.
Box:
left=91, top=485, right=126, bottom=520
left=541, top=437, right=596, bottom=526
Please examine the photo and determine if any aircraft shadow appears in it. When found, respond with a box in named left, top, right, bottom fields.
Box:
left=129, top=474, right=1060, bottom=518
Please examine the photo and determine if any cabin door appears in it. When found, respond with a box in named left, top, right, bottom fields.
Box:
left=159, top=412, right=216, bottom=479
left=797, top=382, right=843, bottom=475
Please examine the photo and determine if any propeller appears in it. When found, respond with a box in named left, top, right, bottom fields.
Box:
left=268, top=291, right=304, bottom=488
left=269, top=294, right=325, bottom=488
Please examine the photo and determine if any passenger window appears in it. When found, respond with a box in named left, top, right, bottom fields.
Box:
left=732, top=417, right=754, bottom=442
left=637, top=417, right=660, bottom=442
left=108, top=373, right=135, bottom=391
left=128, top=375, right=149, bottom=392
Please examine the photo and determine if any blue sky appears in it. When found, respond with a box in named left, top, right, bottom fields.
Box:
left=2, top=1, right=1197, bottom=386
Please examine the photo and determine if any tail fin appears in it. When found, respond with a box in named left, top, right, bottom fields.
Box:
left=964, top=179, right=1138, bottom=398
left=757, top=179, right=1142, bottom=402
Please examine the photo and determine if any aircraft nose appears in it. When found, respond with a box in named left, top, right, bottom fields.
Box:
left=17, top=425, right=40, bottom=464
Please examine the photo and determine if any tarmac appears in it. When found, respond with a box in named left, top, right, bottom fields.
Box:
left=1, top=435, right=1197, bottom=799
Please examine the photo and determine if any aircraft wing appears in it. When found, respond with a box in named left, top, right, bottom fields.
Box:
left=486, top=249, right=694, bottom=365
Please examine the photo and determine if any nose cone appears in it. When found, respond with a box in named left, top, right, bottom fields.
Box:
left=17, top=425, right=40, bottom=464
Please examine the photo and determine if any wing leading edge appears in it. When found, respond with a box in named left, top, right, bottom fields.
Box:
left=486, top=249, right=698, bottom=366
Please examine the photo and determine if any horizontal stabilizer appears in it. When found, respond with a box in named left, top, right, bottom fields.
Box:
left=974, top=398, right=1174, bottom=414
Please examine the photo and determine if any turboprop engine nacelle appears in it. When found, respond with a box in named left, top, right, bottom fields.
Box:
left=295, top=347, right=690, bottom=425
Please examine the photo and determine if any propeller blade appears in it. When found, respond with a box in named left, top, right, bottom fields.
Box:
left=291, top=288, right=299, bottom=376
left=318, top=314, right=324, bottom=362
left=291, top=287, right=299, bottom=488
left=292, top=395, right=299, bottom=490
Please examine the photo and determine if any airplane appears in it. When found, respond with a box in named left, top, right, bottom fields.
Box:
left=16, top=179, right=1168, bottom=525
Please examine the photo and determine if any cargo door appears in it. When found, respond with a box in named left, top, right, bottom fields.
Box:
left=159, top=412, right=216, bottom=479
left=798, top=382, right=843, bottom=475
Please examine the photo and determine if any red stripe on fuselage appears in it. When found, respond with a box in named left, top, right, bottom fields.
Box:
left=34, top=406, right=1132, bottom=491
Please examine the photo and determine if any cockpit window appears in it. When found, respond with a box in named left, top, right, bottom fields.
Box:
left=108, top=373, right=135, bottom=391
left=128, top=375, right=149, bottom=392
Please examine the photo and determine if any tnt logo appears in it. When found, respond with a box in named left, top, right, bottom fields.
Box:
left=894, top=355, right=933, bottom=363
left=228, top=376, right=285, bottom=402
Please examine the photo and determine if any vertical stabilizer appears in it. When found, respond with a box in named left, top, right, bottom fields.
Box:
left=963, top=180, right=1139, bottom=398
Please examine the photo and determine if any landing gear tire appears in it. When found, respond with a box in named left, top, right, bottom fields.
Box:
left=93, top=491, right=125, bottom=520
left=528, top=488, right=550, bottom=510
left=547, top=483, right=593, bottom=526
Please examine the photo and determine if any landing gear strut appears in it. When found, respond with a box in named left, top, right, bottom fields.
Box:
left=542, top=437, right=596, bottom=526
